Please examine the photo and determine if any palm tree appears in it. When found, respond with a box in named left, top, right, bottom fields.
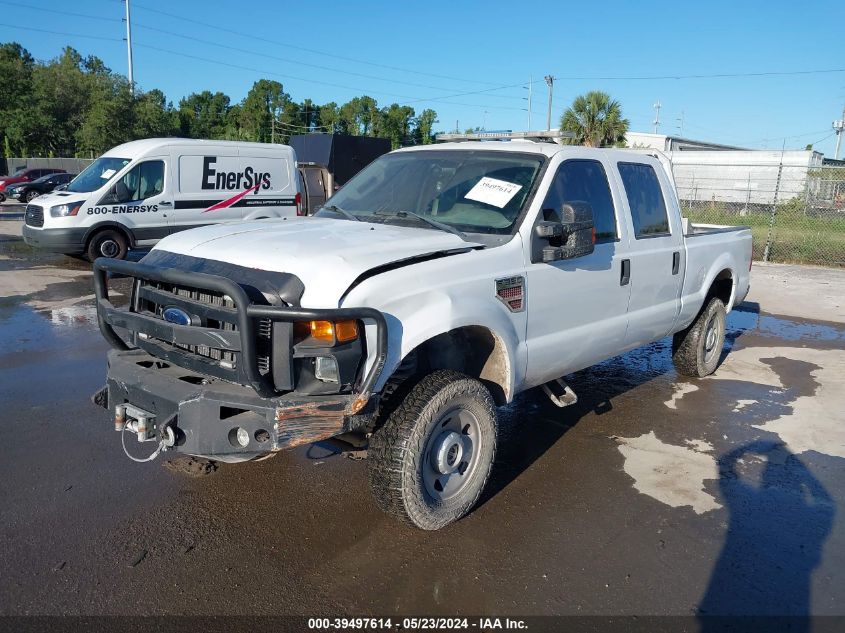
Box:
left=560, top=91, right=630, bottom=147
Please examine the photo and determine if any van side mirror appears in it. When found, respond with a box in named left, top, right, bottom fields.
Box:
left=534, top=202, right=595, bottom=262
left=104, top=181, right=132, bottom=204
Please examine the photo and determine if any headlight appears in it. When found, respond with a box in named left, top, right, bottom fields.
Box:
left=49, top=201, right=84, bottom=217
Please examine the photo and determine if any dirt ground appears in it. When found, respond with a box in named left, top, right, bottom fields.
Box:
left=1, top=218, right=844, bottom=623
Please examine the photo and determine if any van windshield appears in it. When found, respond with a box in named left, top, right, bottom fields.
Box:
left=66, top=157, right=131, bottom=193
left=316, top=150, right=545, bottom=235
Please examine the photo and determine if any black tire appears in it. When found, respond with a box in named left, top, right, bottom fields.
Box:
left=86, top=229, right=128, bottom=262
left=24, top=189, right=40, bottom=203
left=672, top=296, right=727, bottom=377
left=368, top=369, right=497, bottom=530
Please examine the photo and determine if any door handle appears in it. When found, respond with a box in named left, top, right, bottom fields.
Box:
left=620, top=259, right=631, bottom=286
left=672, top=251, right=680, bottom=275
left=159, top=201, right=172, bottom=206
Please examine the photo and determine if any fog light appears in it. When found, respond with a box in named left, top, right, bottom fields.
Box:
left=229, top=426, right=250, bottom=448
left=314, top=356, right=339, bottom=383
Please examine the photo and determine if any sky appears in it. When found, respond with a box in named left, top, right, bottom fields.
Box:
left=1, top=0, right=844, bottom=157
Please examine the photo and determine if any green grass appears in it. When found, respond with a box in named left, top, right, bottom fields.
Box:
left=684, top=205, right=845, bottom=266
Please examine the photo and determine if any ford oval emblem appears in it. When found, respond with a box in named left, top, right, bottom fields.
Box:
left=162, top=307, right=192, bottom=326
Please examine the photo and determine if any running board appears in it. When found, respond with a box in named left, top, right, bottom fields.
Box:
left=542, top=378, right=578, bottom=408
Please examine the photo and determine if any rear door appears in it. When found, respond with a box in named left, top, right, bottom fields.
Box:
left=524, top=157, right=633, bottom=385
left=615, top=160, right=685, bottom=348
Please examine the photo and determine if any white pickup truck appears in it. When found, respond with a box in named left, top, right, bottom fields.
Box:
left=92, top=135, right=752, bottom=530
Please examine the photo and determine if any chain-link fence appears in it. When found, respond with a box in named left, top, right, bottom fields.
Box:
left=672, top=156, right=845, bottom=266
left=1, top=157, right=94, bottom=177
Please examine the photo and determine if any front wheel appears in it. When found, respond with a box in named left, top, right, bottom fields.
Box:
left=24, top=189, right=40, bottom=203
left=368, top=370, right=498, bottom=530
left=86, top=229, right=128, bottom=262
left=672, top=296, right=727, bottom=377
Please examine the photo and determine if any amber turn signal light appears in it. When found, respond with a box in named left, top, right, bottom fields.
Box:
left=296, top=319, right=359, bottom=345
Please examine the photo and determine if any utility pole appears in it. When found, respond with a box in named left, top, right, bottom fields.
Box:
left=653, top=101, right=661, bottom=133
left=677, top=110, right=685, bottom=137
left=123, top=0, right=134, bottom=94
left=834, top=104, right=845, bottom=160
left=524, top=76, right=533, bottom=130
left=544, top=75, right=554, bottom=130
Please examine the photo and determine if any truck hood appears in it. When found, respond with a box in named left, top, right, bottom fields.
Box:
left=152, top=217, right=481, bottom=308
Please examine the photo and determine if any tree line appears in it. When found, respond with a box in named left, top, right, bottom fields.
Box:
left=0, top=42, right=439, bottom=158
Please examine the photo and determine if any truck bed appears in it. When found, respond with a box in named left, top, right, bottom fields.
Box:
left=683, top=219, right=752, bottom=237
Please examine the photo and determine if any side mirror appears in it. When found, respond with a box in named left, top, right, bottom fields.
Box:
left=112, top=181, right=132, bottom=203
left=534, top=201, right=595, bottom=262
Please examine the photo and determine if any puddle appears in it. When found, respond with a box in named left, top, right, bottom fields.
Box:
left=614, top=431, right=721, bottom=514
left=728, top=307, right=844, bottom=343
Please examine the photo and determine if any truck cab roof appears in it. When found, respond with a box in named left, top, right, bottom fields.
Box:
left=397, top=140, right=644, bottom=162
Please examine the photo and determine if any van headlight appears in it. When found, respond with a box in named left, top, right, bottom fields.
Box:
left=50, top=201, right=84, bottom=217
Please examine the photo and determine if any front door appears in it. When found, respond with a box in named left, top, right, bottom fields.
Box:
left=97, top=158, right=170, bottom=247
left=524, top=158, right=632, bottom=387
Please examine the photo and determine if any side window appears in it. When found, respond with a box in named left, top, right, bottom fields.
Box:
left=617, top=162, right=670, bottom=238
left=105, top=161, right=165, bottom=204
left=541, top=159, right=618, bottom=242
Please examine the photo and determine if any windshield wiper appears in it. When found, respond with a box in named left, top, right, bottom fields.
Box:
left=373, top=210, right=468, bottom=241
left=321, top=204, right=361, bottom=222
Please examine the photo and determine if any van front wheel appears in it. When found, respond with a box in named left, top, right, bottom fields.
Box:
left=368, top=370, right=497, bottom=530
left=86, top=229, right=128, bottom=262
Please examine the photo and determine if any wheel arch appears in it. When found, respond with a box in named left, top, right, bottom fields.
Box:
left=411, top=325, right=513, bottom=405
left=83, top=222, right=136, bottom=249
left=374, top=304, right=520, bottom=407
left=708, top=267, right=735, bottom=309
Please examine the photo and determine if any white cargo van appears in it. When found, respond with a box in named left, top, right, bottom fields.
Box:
left=22, top=138, right=301, bottom=261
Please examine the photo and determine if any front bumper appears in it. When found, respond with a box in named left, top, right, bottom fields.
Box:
left=103, top=348, right=366, bottom=460
left=22, top=225, right=87, bottom=254
left=92, top=257, right=388, bottom=459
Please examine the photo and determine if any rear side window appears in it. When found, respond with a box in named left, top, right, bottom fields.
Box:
left=541, top=159, right=618, bottom=242
left=618, top=162, right=670, bottom=238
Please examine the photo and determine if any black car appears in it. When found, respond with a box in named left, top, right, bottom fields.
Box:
left=8, top=172, right=76, bottom=203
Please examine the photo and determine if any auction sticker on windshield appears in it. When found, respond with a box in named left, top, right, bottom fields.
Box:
left=464, top=177, right=522, bottom=208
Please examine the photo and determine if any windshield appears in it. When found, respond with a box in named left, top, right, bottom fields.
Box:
left=316, top=150, right=545, bottom=235
left=33, top=173, right=60, bottom=184
left=66, top=156, right=131, bottom=193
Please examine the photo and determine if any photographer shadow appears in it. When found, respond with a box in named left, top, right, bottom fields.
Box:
left=699, top=441, right=834, bottom=631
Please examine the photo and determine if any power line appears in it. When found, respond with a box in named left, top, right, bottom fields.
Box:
left=0, top=1, right=120, bottom=23
left=132, top=41, right=530, bottom=112
left=131, top=21, right=525, bottom=101
left=130, top=0, right=503, bottom=88
left=0, top=22, right=123, bottom=42
left=0, top=21, right=526, bottom=112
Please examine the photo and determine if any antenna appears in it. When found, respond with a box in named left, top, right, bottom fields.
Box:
left=653, top=101, right=661, bottom=133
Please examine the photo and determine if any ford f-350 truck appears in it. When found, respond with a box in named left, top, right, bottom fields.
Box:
left=92, top=133, right=752, bottom=530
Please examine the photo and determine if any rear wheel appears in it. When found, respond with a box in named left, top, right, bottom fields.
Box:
left=86, top=229, right=128, bottom=262
left=672, top=296, right=727, bottom=377
left=368, top=370, right=497, bottom=530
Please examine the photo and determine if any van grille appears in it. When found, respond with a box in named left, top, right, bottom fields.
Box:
left=25, top=204, right=44, bottom=227
left=136, top=281, right=272, bottom=376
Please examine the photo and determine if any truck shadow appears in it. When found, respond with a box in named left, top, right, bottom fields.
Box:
left=478, top=302, right=762, bottom=510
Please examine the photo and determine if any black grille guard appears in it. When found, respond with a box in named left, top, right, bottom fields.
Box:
left=92, top=257, right=388, bottom=403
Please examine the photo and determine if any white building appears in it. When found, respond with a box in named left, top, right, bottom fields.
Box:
left=625, top=132, right=825, bottom=206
